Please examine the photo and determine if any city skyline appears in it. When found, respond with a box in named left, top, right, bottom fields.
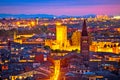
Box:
left=0, top=0, right=120, bottom=80
left=0, top=0, right=120, bottom=16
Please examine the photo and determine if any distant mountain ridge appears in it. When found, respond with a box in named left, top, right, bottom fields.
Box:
left=0, top=14, right=96, bottom=18
left=0, top=14, right=56, bottom=18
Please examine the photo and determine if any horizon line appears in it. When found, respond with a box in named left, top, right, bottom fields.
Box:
left=0, top=13, right=118, bottom=17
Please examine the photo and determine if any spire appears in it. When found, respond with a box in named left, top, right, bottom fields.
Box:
left=81, top=19, right=88, bottom=36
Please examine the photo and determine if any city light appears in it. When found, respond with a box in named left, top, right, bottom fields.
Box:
left=51, top=60, right=60, bottom=80
left=0, top=0, right=120, bottom=80
left=113, top=16, right=120, bottom=19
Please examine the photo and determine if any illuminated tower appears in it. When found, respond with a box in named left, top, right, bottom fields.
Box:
left=36, top=18, right=39, bottom=25
left=80, top=20, right=89, bottom=61
left=56, top=23, right=67, bottom=48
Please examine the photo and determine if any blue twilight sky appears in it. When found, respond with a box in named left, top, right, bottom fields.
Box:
left=0, top=0, right=120, bottom=16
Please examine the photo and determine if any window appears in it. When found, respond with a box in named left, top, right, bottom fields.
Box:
left=83, top=40, right=88, bottom=43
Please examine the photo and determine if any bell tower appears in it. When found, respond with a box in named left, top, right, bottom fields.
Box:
left=80, top=20, right=89, bottom=61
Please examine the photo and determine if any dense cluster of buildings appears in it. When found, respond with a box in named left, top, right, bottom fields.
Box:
left=0, top=16, right=120, bottom=80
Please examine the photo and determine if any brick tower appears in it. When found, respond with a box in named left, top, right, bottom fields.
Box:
left=80, top=20, right=89, bottom=61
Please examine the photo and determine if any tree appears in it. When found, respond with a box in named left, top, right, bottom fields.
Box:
left=44, top=45, right=51, bottom=51
left=40, top=26, right=47, bottom=33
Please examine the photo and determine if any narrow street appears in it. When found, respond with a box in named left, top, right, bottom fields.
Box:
left=50, top=60, right=60, bottom=80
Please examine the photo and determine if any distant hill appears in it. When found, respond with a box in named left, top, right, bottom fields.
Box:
left=0, top=14, right=96, bottom=18
left=0, top=14, right=56, bottom=18
left=59, top=14, right=96, bottom=18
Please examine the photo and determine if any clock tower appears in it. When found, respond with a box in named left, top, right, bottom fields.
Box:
left=80, top=20, right=89, bottom=61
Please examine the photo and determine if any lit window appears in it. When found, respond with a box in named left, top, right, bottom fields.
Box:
left=83, top=41, right=88, bottom=43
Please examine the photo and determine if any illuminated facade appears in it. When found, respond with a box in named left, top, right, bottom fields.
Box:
left=13, top=32, right=35, bottom=44
left=90, top=41, right=120, bottom=54
left=45, top=22, right=120, bottom=54
left=71, top=30, right=81, bottom=46
left=56, top=24, right=67, bottom=49
left=45, top=23, right=71, bottom=50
